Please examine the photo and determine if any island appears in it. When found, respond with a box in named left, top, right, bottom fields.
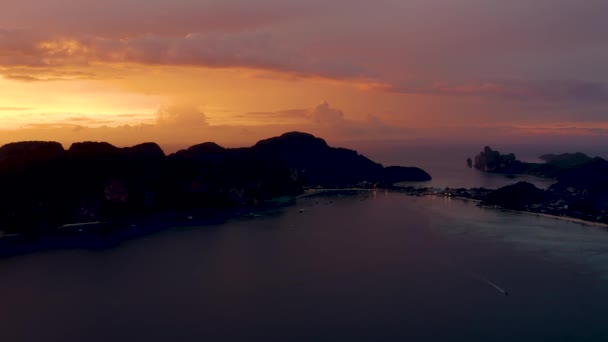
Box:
left=0, top=132, right=431, bottom=239
left=470, top=146, right=595, bottom=178
left=457, top=146, right=608, bottom=223
left=377, top=145, right=608, bottom=226
left=2, top=136, right=607, bottom=258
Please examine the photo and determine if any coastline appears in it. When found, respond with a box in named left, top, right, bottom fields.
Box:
left=0, top=200, right=298, bottom=259
left=304, top=187, right=608, bottom=230
left=424, top=191, right=608, bottom=229
left=1, top=186, right=607, bottom=259
left=484, top=206, right=608, bottom=229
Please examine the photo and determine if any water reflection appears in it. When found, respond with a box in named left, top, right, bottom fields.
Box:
left=0, top=192, right=607, bottom=341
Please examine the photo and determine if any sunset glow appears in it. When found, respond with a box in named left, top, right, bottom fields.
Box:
left=2, top=0, right=608, bottom=149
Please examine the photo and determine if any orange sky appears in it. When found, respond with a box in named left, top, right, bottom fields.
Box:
left=1, top=0, right=608, bottom=150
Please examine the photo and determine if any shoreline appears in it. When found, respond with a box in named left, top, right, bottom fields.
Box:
left=413, top=191, right=608, bottom=229
left=485, top=206, right=608, bottom=229
left=303, top=187, right=608, bottom=229
left=1, top=187, right=607, bottom=259
left=0, top=200, right=297, bottom=259
left=420, top=191, right=608, bottom=229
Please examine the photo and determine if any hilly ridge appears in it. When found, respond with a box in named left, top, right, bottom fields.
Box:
left=0, top=132, right=431, bottom=235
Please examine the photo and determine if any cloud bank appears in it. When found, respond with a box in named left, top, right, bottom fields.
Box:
left=1, top=0, right=608, bottom=141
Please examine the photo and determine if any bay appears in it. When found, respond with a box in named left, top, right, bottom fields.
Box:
left=1, top=191, right=607, bottom=341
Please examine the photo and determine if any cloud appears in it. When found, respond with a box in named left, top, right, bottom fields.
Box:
left=0, top=29, right=371, bottom=82
left=1, top=69, right=101, bottom=82
left=4, top=26, right=607, bottom=111
left=380, top=79, right=608, bottom=104
left=2, top=0, right=608, bottom=133
left=0, top=106, right=32, bottom=111
left=156, top=104, right=208, bottom=128
left=239, top=102, right=346, bottom=127
left=239, top=101, right=408, bottom=139
left=3, top=99, right=608, bottom=153
left=59, top=116, right=117, bottom=125
left=0, top=0, right=340, bottom=37
left=1, top=0, right=608, bottom=86
left=227, top=109, right=309, bottom=125
left=0, top=101, right=413, bottom=150
left=2, top=1, right=608, bottom=109
left=310, top=101, right=345, bottom=126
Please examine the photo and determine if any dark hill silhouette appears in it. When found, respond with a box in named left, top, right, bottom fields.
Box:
left=68, top=141, right=120, bottom=157
left=123, top=142, right=166, bottom=160
left=170, top=132, right=430, bottom=187
left=550, top=158, right=608, bottom=214
left=0, top=141, right=65, bottom=173
left=0, top=141, right=64, bottom=161
left=250, top=132, right=420, bottom=187
left=0, top=132, right=430, bottom=235
left=471, top=146, right=598, bottom=178
left=539, top=152, right=593, bottom=169
left=553, top=157, right=608, bottom=191
left=482, top=182, right=546, bottom=210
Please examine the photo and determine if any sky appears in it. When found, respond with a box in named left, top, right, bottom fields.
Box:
left=1, top=0, right=608, bottom=151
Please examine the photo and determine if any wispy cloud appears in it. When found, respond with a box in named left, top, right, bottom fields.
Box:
left=0, top=29, right=372, bottom=82
left=0, top=106, right=33, bottom=111
left=380, top=80, right=608, bottom=104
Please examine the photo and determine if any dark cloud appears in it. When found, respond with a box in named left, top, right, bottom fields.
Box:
left=383, top=79, right=608, bottom=104
left=0, top=0, right=344, bottom=37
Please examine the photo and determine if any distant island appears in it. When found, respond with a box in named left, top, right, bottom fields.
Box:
left=458, top=146, right=608, bottom=224
left=469, top=146, right=596, bottom=178
left=0, top=132, right=430, bottom=237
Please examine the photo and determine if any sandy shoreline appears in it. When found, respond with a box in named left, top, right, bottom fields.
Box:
left=303, top=188, right=608, bottom=229
left=429, top=192, right=608, bottom=229
left=488, top=207, right=608, bottom=229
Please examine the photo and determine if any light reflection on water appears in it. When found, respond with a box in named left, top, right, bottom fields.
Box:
left=420, top=195, right=608, bottom=278
left=0, top=191, right=607, bottom=341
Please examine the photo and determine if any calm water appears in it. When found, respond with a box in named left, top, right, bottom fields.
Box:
left=1, top=191, right=608, bottom=341
left=350, top=142, right=608, bottom=189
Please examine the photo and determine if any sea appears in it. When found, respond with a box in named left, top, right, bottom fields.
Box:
left=1, top=144, right=608, bottom=341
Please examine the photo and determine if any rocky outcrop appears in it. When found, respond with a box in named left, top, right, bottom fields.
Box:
left=473, top=146, right=525, bottom=174
left=471, top=147, right=598, bottom=178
